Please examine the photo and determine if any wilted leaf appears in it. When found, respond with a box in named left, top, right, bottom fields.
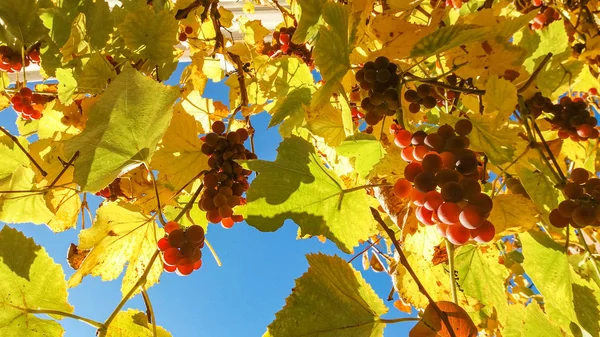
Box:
left=409, top=301, right=478, bottom=337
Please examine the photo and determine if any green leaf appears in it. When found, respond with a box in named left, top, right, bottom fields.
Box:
left=258, top=56, right=315, bottom=99
left=0, top=135, right=29, bottom=188
left=336, top=134, right=385, bottom=178
left=266, top=254, right=387, bottom=337
left=313, top=2, right=351, bottom=82
left=268, top=87, right=311, bottom=136
left=60, top=12, right=89, bottom=62
left=242, top=135, right=379, bottom=253
left=77, top=53, right=117, bottom=94
left=520, top=231, right=577, bottom=323
left=521, top=20, right=569, bottom=73
left=536, top=60, right=583, bottom=100
left=0, top=0, right=47, bottom=45
left=117, top=5, right=179, bottom=69
left=516, top=159, right=564, bottom=224
left=307, top=105, right=347, bottom=147
left=454, top=245, right=508, bottom=325
left=503, top=303, right=563, bottom=337
left=80, top=0, right=113, bottom=50
left=411, top=24, right=488, bottom=58
left=488, top=194, right=540, bottom=236
left=163, top=193, right=208, bottom=232
left=64, top=65, right=180, bottom=192
left=68, top=202, right=164, bottom=296
left=292, top=0, right=325, bottom=44
left=56, top=68, right=77, bottom=105
left=440, top=113, right=522, bottom=166
left=103, top=309, right=172, bottom=337
left=0, top=226, right=73, bottom=337
left=483, top=76, right=518, bottom=123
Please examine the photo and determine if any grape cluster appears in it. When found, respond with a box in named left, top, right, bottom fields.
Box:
left=355, top=56, right=400, bottom=126
left=199, top=121, right=256, bottom=228
left=404, top=83, right=456, bottom=114
left=391, top=120, right=496, bottom=245
left=10, top=87, right=48, bottom=120
left=549, top=168, right=600, bottom=229
left=0, top=45, right=40, bottom=73
left=158, top=221, right=204, bottom=276
left=527, top=93, right=599, bottom=141
left=263, top=27, right=313, bottom=66
left=178, top=26, right=194, bottom=42
left=530, top=7, right=560, bottom=30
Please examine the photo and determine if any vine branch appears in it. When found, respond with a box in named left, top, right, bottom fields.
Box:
left=370, top=207, right=457, bottom=337
left=48, top=151, right=79, bottom=188
left=0, top=126, right=47, bottom=177
left=446, top=240, right=458, bottom=304
left=518, top=53, right=553, bottom=93
left=141, top=287, right=157, bottom=337
left=24, top=307, right=103, bottom=329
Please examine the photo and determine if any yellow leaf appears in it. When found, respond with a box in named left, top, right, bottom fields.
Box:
left=68, top=202, right=164, bottom=296
left=370, top=253, right=385, bottom=272
left=239, top=17, right=270, bottom=45
left=242, top=1, right=255, bottom=14
left=367, top=15, right=433, bottom=60
left=45, top=185, right=81, bottom=232
left=61, top=13, right=89, bottom=62
left=202, top=57, right=225, bottom=82
left=0, top=166, right=54, bottom=226
left=179, top=90, right=229, bottom=133
left=218, top=7, right=234, bottom=28
left=483, top=76, right=518, bottom=123
left=306, top=105, right=346, bottom=147
left=489, top=194, right=540, bottom=237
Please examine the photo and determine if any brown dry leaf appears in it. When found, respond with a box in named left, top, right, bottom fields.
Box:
left=432, top=243, right=449, bottom=266
left=370, top=253, right=385, bottom=273
left=66, top=243, right=90, bottom=270
left=362, top=250, right=370, bottom=270
left=394, top=299, right=413, bottom=314
left=410, top=301, right=478, bottom=337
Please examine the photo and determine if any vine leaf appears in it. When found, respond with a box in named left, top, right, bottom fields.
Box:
left=483, top=76, right=518, bottom=123
left=0, top=135, right=30, bottom=188
left=0, top=0, right=47, bottom=46
left=67, top=202, right=164, bottom=296
left=292, top=0, right=325, bottom=44
left=64, top=65, right=180, bottom=193
left=0, top=226, right=73, bottom=337
left=520, top=20, right=569, bottom=73
left=454, top=245, right=509, bottom=325
left=502, top=303, right=563, bottom=337
left=101, top=309, right=171, bottom=337
left=409, top=301, right=477, bottom=337
left=265, top=253, right=388, bottom=337
left=411, top=24, right=488, bottom=58
left=242, top=135, right=379, bottom=253
left=488, top=194, right=539, bottom=237
left=336, top=134, right=385, bottom=178
left=516, top=159, right=564, bottom=224
left=152, top=109, right=210, bottom=191
left=0, top=166, right=54, bottom=225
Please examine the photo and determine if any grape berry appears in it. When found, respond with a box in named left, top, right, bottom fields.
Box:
left=262, top=27, right=313, bottom=67
left=10, top=87, right=47, bottom=120
left=391, top=119, right=496, bottom=245
left=0, top=45, right=40, bottom=73
left=549, top=168, right=600, bottom=229
left=355, top=56, right=400, bottom=126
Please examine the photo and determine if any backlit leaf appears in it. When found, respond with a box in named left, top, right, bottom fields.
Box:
left=243, top=135, right=379, bottom=253
left=292, top=0, right=325, bottom=44
left=67, top=202, right=164, bottom=296
left=410, top=301, right=478, bottom=337
left=483, top=76, right=518, bottom=123
left=503, top=303, right=563, bottom=337
left=64, top=66, right=180, bottom=192
left=266, top=254, right=387, bottom=337
left=488, top=194, right=540, bottom=237
left=411, top=24, right=488, bottom=58
left=103, top=309, right=172, bottom=337
left=0, top=0, right=47, bottom=45
left=336, top=134, right=385, bottom=178
left=0, top=227, right=73, bottom=337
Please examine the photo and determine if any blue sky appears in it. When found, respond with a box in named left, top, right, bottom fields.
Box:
left=0, top=62, right=416, bottom=336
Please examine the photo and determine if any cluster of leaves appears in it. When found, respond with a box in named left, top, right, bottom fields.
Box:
left=1, top=0, right=600, bottom=336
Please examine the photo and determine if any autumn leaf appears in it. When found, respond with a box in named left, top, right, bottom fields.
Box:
left=409, top=301, right=478, bottom=337
left=266, top=254, right=388, bottom=337
left=242, top=135, right=379, bottom=253
left=483, top=76, right=518, bottom=123
left=102, top=309, right=172, bottom=337
left=0, top=227, right=74, bottom=337
left=67, top=202, right=164, bottom=296
left=503, top=303, right=563, bottom=337
left=488, top=194, right=540, bottom=237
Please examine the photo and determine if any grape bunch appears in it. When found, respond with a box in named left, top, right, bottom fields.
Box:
left=549, top=168, right=600, bottom=229
left=10, top=87, right=48, bottom=120
left=526, top=93, right=599, bottom=141
left=530, top=7, right=560, bottom=30
left=199, top=121, right=256, bottom=228
left=178, top=26, right=194, bottom=42
left=505, top=177, right=531, bottom=199
left=392, top=120, right=496, bottom=245
left=263, top=27, right=313, bottom=67
left=354, top=56, right=400, bottom=126
left=158, top=221, right=204, bottom=276
left=403, top=83, right=456, bottom=114
left=0, top=45, right=40, bottom=73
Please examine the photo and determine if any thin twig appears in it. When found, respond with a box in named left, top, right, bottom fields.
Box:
left=141, top=287, right=157, bottom=337
left=2, top=304, right=103, bottom=329
left=378, top=317, right=421, bottom=323
left=446, top=240, right=458, bottom=303
left=529, top=117, right=567, bottom=182
left=174, top=183, right=204, bottom=223
left=48, top=151, right=79, bottom=188
left=576, top=229, right=600, bottom=282
left=204, top=239, right=222, bottom=267
left=370, top=207, right=456, bottom=337
left=404, top=73, right=485, bottom=95
left=149, top=170, right=167, bottom=226
left=0, top=126, right=47, bottom=176
left=518, top=53, right=553, bottom=93
left=348, top=236, right=383, bottom=263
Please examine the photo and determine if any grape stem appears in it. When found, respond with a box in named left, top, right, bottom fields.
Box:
left=517, top=53, right=553, bottom=93
left=174, top=183, right=204, bottom=223
left=445, top=240, right=458, bottom=304
left=403, top=73, right=485, bottom=96
left=370, top=207, right=457, bottom=337
left=0, top=126, right=47, bottom=177
left=348, top=236, right=383, bottom=263
left=48, top=151, right=79, bottom=188
left=377, top=317, right=421, bottom=323
left=99, top=250, right=161, bottom=334
left=141, top=287, right=157, bottom=337
left=148, top=169, right=168, bottom=226
left=529, top=117, right=567, bottom=182
left=3, top=303, right=104, bottom=329
left=342, top=183, right=392, bottom=194
left=204, top=239, right=222, bottom=266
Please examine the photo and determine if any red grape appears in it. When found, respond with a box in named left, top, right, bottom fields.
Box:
left=168, top=229, right=186, bottom=248
left=176, top=258, right=194, bottom=276
left=401, top=146, right=415, bottom=162
left=572, top=205, right=596, bottom=228
left=459, top=205, right=484, bottom=229
left=404, top=162, right=423, bottom=182
left=157, top=237, right=171, bottom=251
left=394, top=130, right=412, bottom=148
left=422, top=153, right=442, bottom=173
left=164, top=221, right=180, bottom=234
left=185, top=225, right=205, bottom=244
left=447, top=224, right=470, bottom=245
left=470, top=220, right=495, bottom=243
left=394, top=179, right=413, bottom=198
left=163, top=248, right=182, bottom=266
left=411, top=189, right=425, bottom=206
left=163, top=263, right=177, bottom=273
left=571, top=168, right=590, bottom=184
left=222, top=217, right=235, bottom=229
left=441, top=182, right=464, bottom=202
left=438, top=202, right=461, bottom=224
left=416, top=206, right=435, bottom=226
left=193, top=260, right=203, bottom=270
left=454, top=119, right=473, bottom=136
left=424, top=191, right=443, bottom=211
left=549, top=209, right=569, bottom=228
left=414, top=172, right=438, bottom=193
